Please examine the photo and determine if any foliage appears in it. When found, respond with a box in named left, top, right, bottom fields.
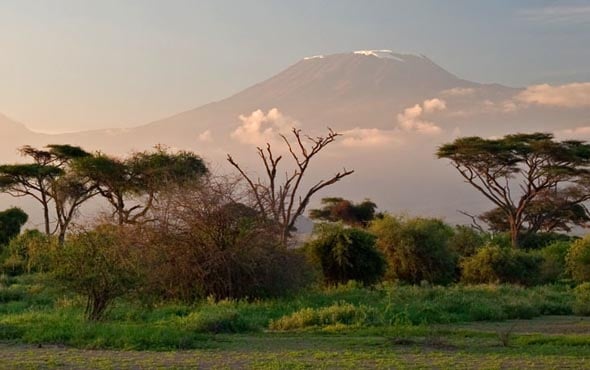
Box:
left=370, top=215, right=457, bottom=285
left=448, top=225, right=486, bottom=257
left=0, top=274, right=576, bottom=352
left=309, top=197, right=378, bottom=226
left=537, top=241, right=571, bottom=284
left=438, top=133, right=590, bottom=248
left=460, top=245, right=543, bottom=286
left=572, top=282, right=590, bottom=316
left=269, top=301, right=378, bottom=330
left=566, top=236, right=590, bottom=283
left=480, top=191, right=590, bottom=234
left=72, top=147, right=207, bottom=225
left=0, top=207, right=28, bottom=246
left=52, top=226, right=142, bottom=320
left=1, top=230, right=56, bottom=275
left=306, top=223, right=386, bottom=286
left=0, top=145, right=92, bottom=236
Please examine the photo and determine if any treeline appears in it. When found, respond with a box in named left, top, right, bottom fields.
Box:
left=2, top=130, right=590, bottom=321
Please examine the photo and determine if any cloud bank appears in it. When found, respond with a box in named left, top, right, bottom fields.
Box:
left=340, top=128, right=397, bottom=147
left=396, top=98, right=446, bottom=135
left=516, top=83, right=590, bottom=108
left=231, top=108, right=296, bottom=145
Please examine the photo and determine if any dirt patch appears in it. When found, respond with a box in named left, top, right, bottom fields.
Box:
left=447, top=315, right=590, bottom=335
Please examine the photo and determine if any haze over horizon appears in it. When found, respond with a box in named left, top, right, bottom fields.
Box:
left=1, top=0, right=590, bottom=133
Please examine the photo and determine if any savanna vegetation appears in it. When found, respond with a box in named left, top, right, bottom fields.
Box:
left=2, top=131, right=590, bottom=368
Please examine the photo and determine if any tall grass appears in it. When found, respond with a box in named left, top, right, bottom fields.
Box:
left=0, top=274, right=576, bottom=350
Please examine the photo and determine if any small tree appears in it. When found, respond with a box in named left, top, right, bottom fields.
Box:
left=309, top=197, right=378, bottom=227
left=448, top=225, right=486, bottom=258
left=438, top=133, right=590, bottom=248
left=0, top=207, right=28, bottom=246
left=306, top=223, right=386, bottom=286
left=53, top=225, right=141, bottom=321
left=460, top=245, right=542, bottom=286
left=566, top=236, right=590, bottom=283
left=370, top=215, right=457, bottom=285
left=228, top=128, right=354, bottom=245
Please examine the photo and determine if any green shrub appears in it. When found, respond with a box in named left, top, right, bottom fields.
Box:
left=269, top=302, right=379, bottom=330
left=519, top=232, right=573, bottom=250
left=306, top=223, right=386, bottom=286
left=537, top=241, right=570, bottom=283
left=460, top=245, right=542, bottom=286
left=177, top=305, right=248, bottom=333
left=52, top=225, right=142, bottom=321
left=1, top=230, right=56, bottom=275
left=370, top=215, right=457, bottom=285
left=448, top=225, right=486, bottom=257
left=573, top=283, right=590, bottom=316
left=566, top=236, right=590, bottom=283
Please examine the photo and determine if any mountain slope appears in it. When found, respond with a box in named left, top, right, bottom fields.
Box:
left=1, top=50, right=588, bottom=225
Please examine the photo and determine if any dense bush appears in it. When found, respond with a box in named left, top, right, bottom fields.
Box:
left=448, top=225, right=486, bottom=257
left=305, top=223, right=386, bottom=286
left=518, top=232, right=573, bottom=250
left=370, top=215, right=457, bottom=285
left=53, top=225, right=142, bottom=320
left=133, top=182, right=312, bottom=302
left=566, top=236, right=590, bottom=283
left=1, top=230, right=56, bottom=275
left=572, top=282, right=590, bottom=316
left=537, top=241, right=570, bottom=283
left=460, top=245, right=542, bottom=286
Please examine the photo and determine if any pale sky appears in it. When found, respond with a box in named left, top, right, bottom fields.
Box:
left=0, top=0, right=589, bottom=133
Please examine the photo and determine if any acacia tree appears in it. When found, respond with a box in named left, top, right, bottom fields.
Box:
left=309, top=197, right=378, bottom=227
left=479, top=188, right=590, bottom=234
left=227, top=128, right=354, bottom=246
left=438, top=133, right=590, bottom=248
left=73, top=147, right=208, bottom=225
left=0, top=145, right=91, bottom=236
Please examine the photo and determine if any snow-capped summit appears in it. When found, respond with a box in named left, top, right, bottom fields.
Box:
left=352, top=49, right=426, bottom=62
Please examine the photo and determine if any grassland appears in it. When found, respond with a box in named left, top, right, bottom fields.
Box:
left=1, top=274, right=590, bottom=368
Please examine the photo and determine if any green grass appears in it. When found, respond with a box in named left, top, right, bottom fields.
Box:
left=0, top=273, right=588, bottom=368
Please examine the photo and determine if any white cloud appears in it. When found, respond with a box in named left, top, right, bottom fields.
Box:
left=340, top=128, right=397, bottom=147
left=423, top=98, right=447, bottom=113
left=555, top=126, right=590, bottom=139
left=198, top=130, right=213, bottom=142
left=516, top=83, right=590, bottom=108
left=231, top=108, right=296, bottom=145
left=396, top=99, right=446, bottom=135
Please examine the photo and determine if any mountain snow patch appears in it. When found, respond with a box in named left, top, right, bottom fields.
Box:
left=353, top=50, right=405, bottom=62
left=303, top=55, right=324, bottom=60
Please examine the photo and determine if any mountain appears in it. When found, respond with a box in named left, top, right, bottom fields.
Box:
left=1, top=50, right=589, bottom=225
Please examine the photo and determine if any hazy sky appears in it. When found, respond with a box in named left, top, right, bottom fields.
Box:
left=1, top=0, right=589, bottom=133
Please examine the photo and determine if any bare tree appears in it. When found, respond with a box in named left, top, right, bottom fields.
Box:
left=227, top=128, right=354, bottom=246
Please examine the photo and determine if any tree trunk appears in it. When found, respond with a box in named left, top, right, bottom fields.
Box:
left=508, top=216, right=520, bottom=249
left=42, top=200, right=50, bottom=235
